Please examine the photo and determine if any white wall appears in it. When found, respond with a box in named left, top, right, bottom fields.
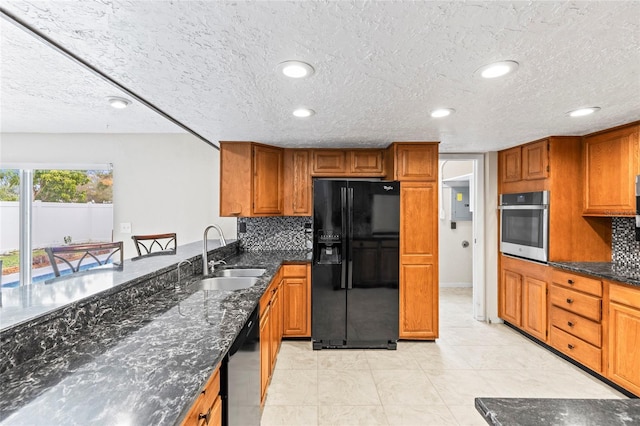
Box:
left=0, top=133, right=237, bottom=259
left=439, top=160, right=473, bottom=286
left=484, top=152, right=500, bottom=322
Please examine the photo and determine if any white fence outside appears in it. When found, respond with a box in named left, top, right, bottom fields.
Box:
left=0, top=201, right=113, bottom=252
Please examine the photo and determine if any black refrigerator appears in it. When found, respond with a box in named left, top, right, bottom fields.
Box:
left=312, top=179, right=400, bottom=350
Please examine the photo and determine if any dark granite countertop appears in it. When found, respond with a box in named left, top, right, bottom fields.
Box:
left=548, top=262, right=640, bottom=287
left=0, top=250, right=310, bottom=425
left=0, top=240, right=232, bottom=330
left=476, top=397, right=640, bottom=426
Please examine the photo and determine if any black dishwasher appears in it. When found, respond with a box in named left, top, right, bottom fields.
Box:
left=224, top=306, right=260, bottom=426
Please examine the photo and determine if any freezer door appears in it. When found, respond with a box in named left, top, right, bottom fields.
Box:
left=312, top=180, right=348, bottom=347
left=345, top=181, right=399, bottom=346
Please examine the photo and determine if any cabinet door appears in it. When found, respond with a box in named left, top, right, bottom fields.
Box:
left=522, top=140, right=549, bottom=181
left=399, top=182, right=438, bottom=339
left=270, top=287, right=281, bottom=372
left=500, top=146, right=522, bottom=184
left=259, top=306, right=271, bottom=405
left=284, top=149, right=311, bottom=216
left=608, top=302, right=640, bottom=396
left=209, top=395, right=222, bottom=426
left=500, top=269, right=522, bottom=326
left=349, top=150, right=384, bottom=175
left=283, top=277, right=309, bottom=336
left=219, top=142, right=252, bottom=216
left=253, top=145, right=284, bottom=215
left=523, top=276, right=547, bottom=341
left=394, top=144, right=438, bottom=181
left=583, top=124, right=639, bottom=216
left=311, top=150, right=347, bottom=175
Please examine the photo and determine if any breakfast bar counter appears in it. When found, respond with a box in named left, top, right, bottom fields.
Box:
left=0, top=243, right=310, bottom=425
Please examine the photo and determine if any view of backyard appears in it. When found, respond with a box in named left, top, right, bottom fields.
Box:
left=0, top=168, right=114, bottom=286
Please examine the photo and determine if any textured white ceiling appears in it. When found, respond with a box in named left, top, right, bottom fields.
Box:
left=1, top=1, right=639, bottom=152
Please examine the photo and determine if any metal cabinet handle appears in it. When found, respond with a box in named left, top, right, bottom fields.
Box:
left=566, top=298, right=573, bottom=304
left=568, top=279, right=575, bottom=284
left=567, top=321, right=574, bottom=327
left=199, top=408, right=211, bottom=424
left=568, top=344, right=575, bottom=350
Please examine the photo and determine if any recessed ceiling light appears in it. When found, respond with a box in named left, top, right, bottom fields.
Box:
left=277, top=61, right=315, bottom=78
left=293, top=108, right=315, bottom=118
left=567, top=107, right=601, bottom=117
left=107, top=96, right=131, bottom=109
left=476, top=60, right=519, bottom=79
left=431, top=108, right=455, bottom=118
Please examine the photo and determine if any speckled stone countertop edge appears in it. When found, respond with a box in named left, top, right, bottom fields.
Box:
left=475, top=397, right=640, bottom=426
left=548, top=262, right=640, bottom=287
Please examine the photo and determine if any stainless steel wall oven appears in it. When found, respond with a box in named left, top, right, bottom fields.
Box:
left=499, top=191, right=549, bottom=263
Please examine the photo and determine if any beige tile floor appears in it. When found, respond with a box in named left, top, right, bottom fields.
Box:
left=261, top=287, right=626, bottom=426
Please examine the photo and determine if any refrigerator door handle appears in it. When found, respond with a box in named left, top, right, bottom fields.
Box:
left=340, top=187, right=347, bottom=289
left=347, top=187, right=354, bottom=289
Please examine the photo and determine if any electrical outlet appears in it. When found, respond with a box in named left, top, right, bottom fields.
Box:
left=120, top=222, right=132, bottom=233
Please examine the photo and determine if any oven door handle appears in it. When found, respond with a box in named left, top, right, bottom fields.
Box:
left=499, top=205, right=548, bottom=210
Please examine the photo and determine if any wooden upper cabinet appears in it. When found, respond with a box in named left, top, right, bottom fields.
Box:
left=499, top=140, right=549, bottom=188
left=391, top=143, right=439, bottom=181
left=522, top=140, right=549, bottom=181
left=284, top=149, right=311, bottom=216
left=253, top=145, right=284, bottom=215
left=583, top=123, right=639, bottom=216
left=500, top=146, right=522, bottom=184
left=311, top=150, right=347, bottom=175
left=349, top=150, right=385, bottom=175
left=311, top=149, right=385, bottom=176
left=220, top=142, right=283, bottom=217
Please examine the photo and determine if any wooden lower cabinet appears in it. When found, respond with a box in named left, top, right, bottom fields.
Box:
left=181, top=364, right=222, bottom=426
left=498, top=255, right=549, bottom=342
left=500, top=269, right=522, bottom=326
left=400, top=263, right=437, bottom=339
left=608, top=283, right=640, bottom=396
left=549, top=269, right=603, bottom=374
left=522, top=276, right=547, bottom=340
left=282, top=264, right=311, bottom=337
left=259, top=304, right=271, bottom=405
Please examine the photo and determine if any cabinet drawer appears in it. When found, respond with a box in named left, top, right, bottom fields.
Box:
left=283, top=264, right=307, bottom=277
left=550, top=326, right=602, bottom=373
left=552, top=270, right=602, bottom=297
left=202, top=367, right=220, bottom=410
left=550, top=285, right=601, bottom=322
left=550, top=306, right=602, bottom=347
left=610, top=283, right=640, bottom=308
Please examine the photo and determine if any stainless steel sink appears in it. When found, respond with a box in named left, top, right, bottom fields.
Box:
left=214, top=268, right=266, bottom=277
left=194, top=276, right=259, bottom=291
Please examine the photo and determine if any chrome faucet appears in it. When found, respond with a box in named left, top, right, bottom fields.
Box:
left=202, top=224, right=227, bottom=275
left=176, top=259, right=192, bottom=289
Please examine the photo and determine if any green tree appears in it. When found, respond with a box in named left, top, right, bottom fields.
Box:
left=79, top=170, right=113, bottom=203
left=0, top=170, right=20, bottom=201
left=33, top=170, right=90, bottom=202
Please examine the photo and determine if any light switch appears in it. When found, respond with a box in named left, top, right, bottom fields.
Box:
left=120, top=222, right=132, bottom=233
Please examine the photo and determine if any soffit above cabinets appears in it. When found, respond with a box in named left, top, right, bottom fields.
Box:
left=1, top=1, right=639, bottom=152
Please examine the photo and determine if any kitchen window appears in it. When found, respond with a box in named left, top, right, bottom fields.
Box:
left=0, top=164, right=114, bottom=287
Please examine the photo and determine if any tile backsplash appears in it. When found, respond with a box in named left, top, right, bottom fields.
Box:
left=612, top=217, right=640, bottom=267
left=238, top=217, right=312, bottom=251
